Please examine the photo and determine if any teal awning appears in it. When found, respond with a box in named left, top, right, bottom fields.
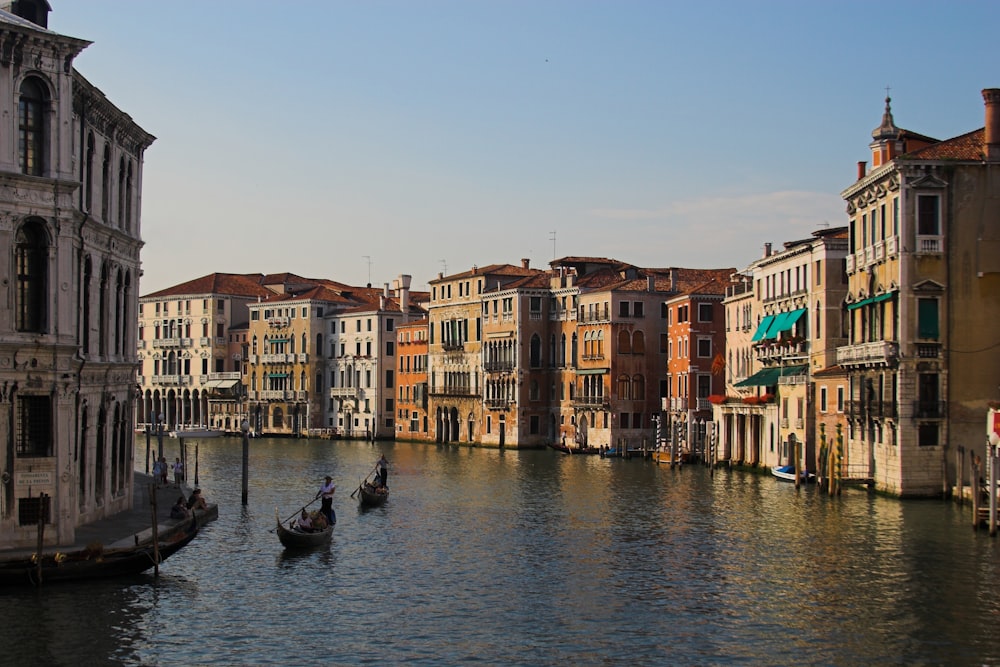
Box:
left=847, top=292, right=895, bottom=310
left=268, top=338, right=290, bottom=345
left=577, top=368, right=609, bottom=375
left=268, top=373, right=289, bottom=378
left=734, top=364, right=808, bottom=387
left=762, top=311, right=792, bottom=339
left=750, top=315, right=776, bottom=342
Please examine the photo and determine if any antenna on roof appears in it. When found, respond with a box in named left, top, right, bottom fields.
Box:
left=363, top=256, right=373, bottom=286
left=549, top=231, right=556, bottom=259
left=440, top=259, right=447, bottom=275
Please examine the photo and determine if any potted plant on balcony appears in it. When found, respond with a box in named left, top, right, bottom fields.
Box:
left=708, top=394, right=728, bottom=405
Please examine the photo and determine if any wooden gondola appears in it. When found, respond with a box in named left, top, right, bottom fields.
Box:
left=275, top=509, right=333, bottom=548
left=0, top=517, right=199, bottom=587
left=358, top=481, right=389, bottom=508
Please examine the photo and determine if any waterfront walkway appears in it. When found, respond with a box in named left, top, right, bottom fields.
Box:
left=0, top=473, right=218, bottom=559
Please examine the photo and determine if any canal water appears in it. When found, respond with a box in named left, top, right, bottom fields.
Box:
left=2, top=438, right=999, bottom=666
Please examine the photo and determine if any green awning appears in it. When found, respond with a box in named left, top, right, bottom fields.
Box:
left=268, top=338, right=290, bottom=345
left=577, top=368, right=609, bottom=375
left=870, top=292, right=894, bottom=304
left=762, top=311, right=791, bottom=339
left=268, top=373, right=289, bottom=378
left=750, top=315, right=776, bottom=342
left=734, top=364, right=808, bottom=387
left=847, top=292, right=895, bottom=310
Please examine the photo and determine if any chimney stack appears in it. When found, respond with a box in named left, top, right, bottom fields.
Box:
left=647, top=275, right=655, bottom=292
left=857, top=161, right=867, bottom=180
left=521, top=258, right=530, bottom=269
left=983, top=89, right=1000, bottom=162
left=764, top=242, right=772, bottom=258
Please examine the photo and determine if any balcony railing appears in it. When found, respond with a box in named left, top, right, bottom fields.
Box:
left=574, top=396, right=608, bottom=408
left=836, top=341, right=898, bottom=367
left=483, top=361, right=516, bottom=372
left=916, top=343, right=941, bottom=358
left=913, top=400, right=946, bottom=419
left=429, top=386, right=478, bottom=397
left=153, top=338, right=180, bottom=349
left=261, top=353, right=293, bottom=363
left=330, top=387, right=358, bottom=398
left=261, top=390, right=292, bottom=400
left=485, top=398, right=515, bottom=408
left=915, top=236, right=944, bottom=255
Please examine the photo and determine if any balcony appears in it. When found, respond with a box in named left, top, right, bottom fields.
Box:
left=210, top=371, right=242, bottom=381
left=442, top=342, right=465, bottom=351
left=846, top=400, right=899, bottom=420
left=261, top=390, right=292, bottom=401
left=485, top=398, right=514, bottom=409
left=483, top=361, right=515, bottom=372
left=755, top=340, right=808, bottom=362
left=267, top=317, right=290, bottom=328
left=916, top=343, right=941, bottom=358
left=151, top=375, right=192, bottom=385
left=262, top=353, right=292, bottom=364
left=153, top=338, right=180, bottom=349
left=298, top=353, right=309, bottom=363
left=330, top=387, right=358, bottom=398
left=846, top=254, right=855, bottom=274
left=429, top=386, right=478, bottom=397
left=574, top=396, right=609, bottom=409
left=836, top=341, right=899, bottom=367
left=915, top=236, right=944, bottom=255
left=200, top=337, right=212, bottom=346
left=913, top=400, right=946, bottom=419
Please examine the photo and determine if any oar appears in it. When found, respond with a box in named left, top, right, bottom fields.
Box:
left=269, top=497, right=320, bottom=532
left=350, top=464, right=380, bottom=498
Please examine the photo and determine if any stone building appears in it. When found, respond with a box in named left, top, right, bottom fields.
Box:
left=0, top=1, right=154, bottom=548
left=837, top=90, right=1000, bottom=496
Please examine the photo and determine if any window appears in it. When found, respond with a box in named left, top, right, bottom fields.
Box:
left=633, top=302, right=644, bottom=318
left=917, top=194, right=940, bottom=236
left=17, top=395, right=52, bottom=457
left=836, top=387, right=845, bottom=413
left=698, top=303, right=713, bottom=322
left=18, top=78, right=46, bottom=176
left=697, top=338, right=712, bottom=358
left=16, top=220, right=47, bottom=332
left=917, top=298, right=939, bottom=339
left=529, top=297, right=542, bottom=314
left=820, top=387, right=828, bottom=412
left=386, top=341, right=395, bottom=356
left=619, top=301, right=630, bottom=317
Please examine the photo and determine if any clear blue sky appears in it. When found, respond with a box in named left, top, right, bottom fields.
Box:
left=52, top=1, right=1000, bottom=295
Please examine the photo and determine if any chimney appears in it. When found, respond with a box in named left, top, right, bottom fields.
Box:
left=521, top=258, right=530, bottom=269
left=398, top=274, right=411, bottom=312
left=379, top=295, right=386, bottom=310
left=984, top=89, right=1000, bottom=162
left=384, top=283, right=390, bottom=298
left=764, top=242, right=772, bottom=258
left=669, top=268, right=677, bottom=292
left=857, top=161, right=867, bottom=180
left=647, top=275, right=655, bottom=292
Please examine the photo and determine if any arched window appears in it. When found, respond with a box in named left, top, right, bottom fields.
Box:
left=618, top=374, right=630, bottom=400
left=85, top=133, right=95, bottom=211
left=618, top=330, right=631, bottom=354
left=529, top=334, right=541, bottom=368
left=125, top=161, right=134, bottom=231
left=560, top=334, right=566, bottom=366
left=529, top=380, right=539, bottom=400
left=101, top=145, right=111, bottom=221
left=632, top=331, right=645, bottom=354
left=16, top=220, right=48, bottom=332
left=18, top=77, right=46, bottom=175
left=632, top=374, right=645, bottom=401
left=99, top=263, right=109, bottom=355
left=118, top=157, right=126, bottom=228
left=571, top=332, right=577, bottom=364
left=596, top=331, right=604, bottom=357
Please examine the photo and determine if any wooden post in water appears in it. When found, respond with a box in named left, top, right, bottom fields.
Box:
left=972, top=455, right=981, bottom=530
left=35, top=492, right=47, bottom=585
left=990, top=441, right=998, bottom=537
left=955, top=446, right=964, bottom=504
left=792, top=434, right=801, bottom=490
left=150, top=483, right=160, bottom=576
left=241, top=420, right=250, bottom=505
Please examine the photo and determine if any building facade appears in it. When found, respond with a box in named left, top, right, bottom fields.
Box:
left=837, top=91, right=1000, bottom=496
left=0, top=1, right=154, bottom=548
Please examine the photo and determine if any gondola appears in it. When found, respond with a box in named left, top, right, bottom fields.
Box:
left=358, top=481, right=389, bottom=508
left=275, top=509, right=334, bottom=548
left=0, top=516, right=199, bottom=587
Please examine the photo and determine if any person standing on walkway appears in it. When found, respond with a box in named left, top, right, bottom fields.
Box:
left=152, top=457, right=164, bottom=488
left=172, top=458, right=184, bottom=488
left=158, top=456, right=169, bottom=486
left=316, top=475, right=336, bottom=525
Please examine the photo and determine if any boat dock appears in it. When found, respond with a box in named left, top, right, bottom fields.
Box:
left=0, top=473, right=217, bottom=560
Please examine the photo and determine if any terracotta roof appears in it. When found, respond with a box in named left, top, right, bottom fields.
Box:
left=142, top=273, right=271, bottom=299
left=903, top=128, right=985, bottom=161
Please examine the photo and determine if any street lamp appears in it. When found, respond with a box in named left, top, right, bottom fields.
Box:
left=241, top=419, right=251, bottom=505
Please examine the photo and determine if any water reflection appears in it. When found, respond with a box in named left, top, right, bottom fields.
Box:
left=2, top=438, right=999, bottom=665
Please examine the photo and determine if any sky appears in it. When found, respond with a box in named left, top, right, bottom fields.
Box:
left=50, top=1, right=1000, bottom=296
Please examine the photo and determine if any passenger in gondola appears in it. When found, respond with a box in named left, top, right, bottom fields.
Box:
left=296, top=509, right=313, bottom=532
left=170, top=496, right=190, bottom=520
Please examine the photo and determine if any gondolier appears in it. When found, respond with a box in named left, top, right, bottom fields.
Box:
left=316, top=475, right=337, bottom=525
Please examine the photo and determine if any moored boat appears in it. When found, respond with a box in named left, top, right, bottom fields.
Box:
left=0, top=517, right=199, bottom=587
left=771, top=465, right=816, bottom=483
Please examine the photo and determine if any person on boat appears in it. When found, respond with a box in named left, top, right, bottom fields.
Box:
left=187, top=488, right=208, bottom=512
left=296, top=509, right=313, bottom=532
left=376, top=454, right=389, bottom=488
left=172, top=458, right=184, bottom=489
left=170, top=496, right=190, bottom=520
left=316, top=476, right=336, bottom=525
